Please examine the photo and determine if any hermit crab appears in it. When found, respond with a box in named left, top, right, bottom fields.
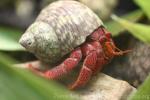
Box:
left=19, top=0, right=130, bottom=90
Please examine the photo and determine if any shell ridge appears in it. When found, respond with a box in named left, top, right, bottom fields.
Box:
left=60, top=6, right=81, bottom=49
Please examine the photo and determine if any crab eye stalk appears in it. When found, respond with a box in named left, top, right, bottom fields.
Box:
left=99, top=36, right=107, bottom=43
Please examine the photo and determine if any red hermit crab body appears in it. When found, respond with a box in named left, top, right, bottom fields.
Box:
left=19, top=0, right=130, bottom=90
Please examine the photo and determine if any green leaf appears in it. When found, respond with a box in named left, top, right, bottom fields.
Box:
left=105, top=10, right=143, bottom=36
left=134, top=0, right=150, bottom=19
left=111, top=15, right=150, bottom=43
left=0, top=53, right=75, bottom=100
left=129, top=74, right=150, bottom=100
left=0, top=26, right=24, bottom=51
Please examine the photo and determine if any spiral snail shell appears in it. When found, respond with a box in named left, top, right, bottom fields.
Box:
left=19, top=0, right=104, bottom=64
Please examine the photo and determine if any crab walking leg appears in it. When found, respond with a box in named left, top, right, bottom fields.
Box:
left=69, top=50, right=97, bottom=90
left=89, top=41, right=107, bottom=75
left=92, top=57, right=106, bottom=75
left=29, top=48, right=82, bottom=79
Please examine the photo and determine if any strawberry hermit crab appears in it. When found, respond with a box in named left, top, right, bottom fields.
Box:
left=19, top=0, right=130, bottom=90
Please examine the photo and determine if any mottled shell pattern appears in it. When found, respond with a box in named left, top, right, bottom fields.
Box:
left=19, top=0, right=103, bottom=64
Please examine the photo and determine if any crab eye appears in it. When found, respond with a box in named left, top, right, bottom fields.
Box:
left=99, top=36, right=107, bottom=43
left=106, top=33, right=112, bottom=39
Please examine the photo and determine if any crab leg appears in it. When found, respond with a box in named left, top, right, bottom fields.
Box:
left=69, top=50, right=97, bottom=89
left=29, top=48, right=82, bottom=79
left=92, top=57, right=106, bottom=75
